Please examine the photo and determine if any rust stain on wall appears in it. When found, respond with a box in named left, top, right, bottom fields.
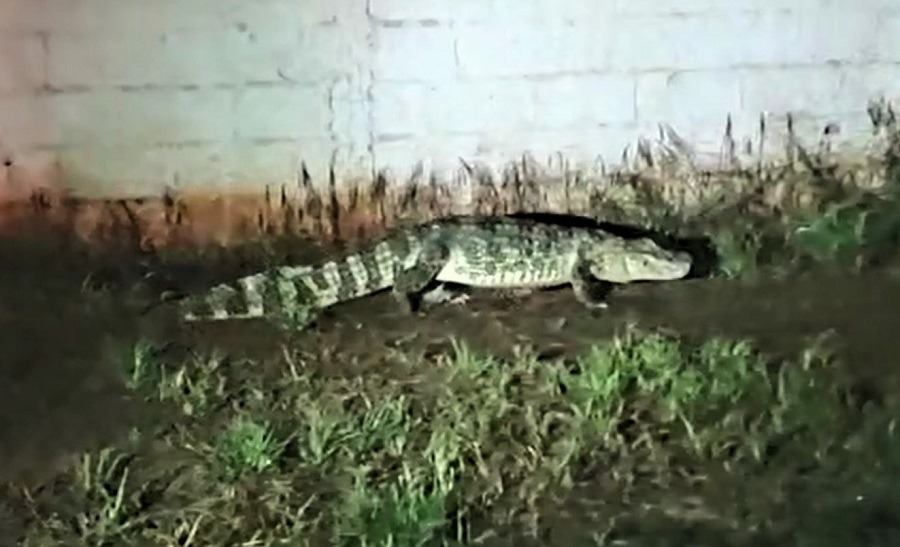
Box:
left=0, top=167, right=599, bottom=252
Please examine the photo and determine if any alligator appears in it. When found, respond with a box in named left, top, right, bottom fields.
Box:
left=173, top=216, right=693, bottom=330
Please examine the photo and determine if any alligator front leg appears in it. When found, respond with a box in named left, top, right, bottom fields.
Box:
left=392, top=242, right=450, bottom=314
left=570, top=259, right=614, bottom=311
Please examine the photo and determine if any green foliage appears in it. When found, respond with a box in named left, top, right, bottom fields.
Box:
left=709, top=188, right=900, bottom=279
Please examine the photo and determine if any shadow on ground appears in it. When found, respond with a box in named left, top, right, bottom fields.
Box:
left=175, top=267, right=900, bottom=394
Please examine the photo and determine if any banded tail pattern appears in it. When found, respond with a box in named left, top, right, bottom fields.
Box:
left=178, top=231, right=426, bottom=323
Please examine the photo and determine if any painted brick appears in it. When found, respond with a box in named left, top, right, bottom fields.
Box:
left=613, top=0, right=774, bottom=15
left=225, top=140, right=332, bottom=190
left=234, top=85, right=331, bottom=140
left=478, top=124, right=640, bottom=166
left=224, top=0, right=361, bottom=30
left=329, top=75, right=373, bottom=155
left=48, top=89, right=234, bottom=146
left=267, top=26, right=360, bottom=85
left=371, top=0, right=613, bottom=24
left=491, top=0, right=616, bottom=24
left=150, top=144, right=231, bottom=191
left=839, top=64, right=900, bottom=105
left=0, top=95, right=55, bottom=148
left=455, top=23, right=610, bottom=77
left=0, top=0, right=352, bottom=33
left=608, top=13, right=756, bottom=71
left=54, top=143, right=229, bottom=197
left=0, top=0, right=45, bottom=32
left=373, top=125, right=645, bottom=183
left=520, top=125, right=644, bottom=169
left=211, top=11, right=362, bottom=85
left=371, top=82, right=429, bottom=136
left=422, top=81, right=535, bottom=135
left=372, top=134, right=482, bottom=183
left=612, top=0, right=728, bottom=15
left=372, top=25, right=457, bottom=82
left=739, top=66, right=848, bottom=117
left=0, top=149, right=61, bottom=198
left=607, top=15, right=701, bottom=71
left=368, top=0, right=493, bottom=23
left=48, top=25, right=358, bottom=88
left=56, top=140, right=344, bottom=197
left=608, top=9, right=879, bottom=72
left=636, top=70, right=742, bottom=126
left=55, top=147, right=174, bottom=198
left=876, top=12, right=900, bottom=62
left=614, top=0, right=895, bottom=16
left=0, top=34, right=46, bottom=94
left=1, top=0, right=202, bottom=33
left=787, top=7, right=881, bottom=64
left=3, top=0, right=900, bottom=200
left=531, top=74, right=636, bottom=130
left=217, top=27, right=298, bottom=86
left=48, top=29, right=230, bottom=88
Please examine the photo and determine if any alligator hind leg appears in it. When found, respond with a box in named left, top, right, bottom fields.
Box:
left=420, top=284, right=470, bottom=308
left=571, top=259, right=614, bottom=311
left=392, top=242, right=450, bottom=314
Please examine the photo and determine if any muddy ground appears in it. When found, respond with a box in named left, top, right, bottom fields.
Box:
left=0, top=236, right=898, bottom=543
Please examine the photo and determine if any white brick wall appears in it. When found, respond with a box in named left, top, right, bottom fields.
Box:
left=0, top=0, right=898, bottom=199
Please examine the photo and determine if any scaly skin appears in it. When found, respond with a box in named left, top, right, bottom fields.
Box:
left=176, top=216, right=693, bottom=329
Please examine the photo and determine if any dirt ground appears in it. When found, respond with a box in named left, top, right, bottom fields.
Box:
left=0, top=236, right=899, bottom=542
left=167, top=268, right=900, bottom=388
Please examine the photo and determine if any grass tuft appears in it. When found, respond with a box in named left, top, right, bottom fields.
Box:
left=212, top=416, right=283, bottom=481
